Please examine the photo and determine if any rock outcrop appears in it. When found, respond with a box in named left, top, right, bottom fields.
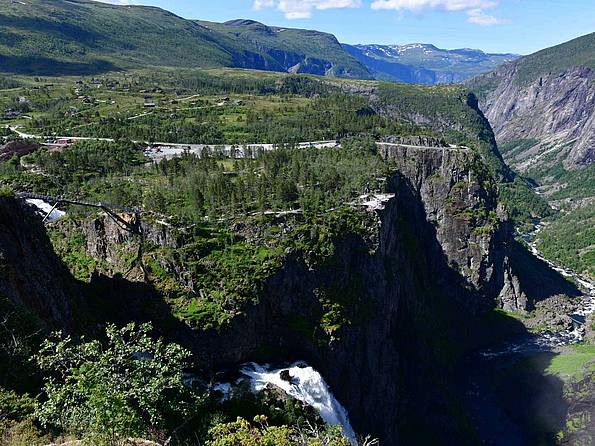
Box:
left=498, top=239, right=581, bottom=313
left=0, top=196, right=75, bottom=329
left=469, top=64, right=595, bottom=171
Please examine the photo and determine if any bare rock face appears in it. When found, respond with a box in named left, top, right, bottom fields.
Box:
left=53, top=145, right=513, bottom=443
left=472, top=64, right=595, bottom=171
left=497, top=239, right=581, bottom=313
left=0, top=196, right=75, bottom=329
left=498, top=258, right=528, bottom=312
left=378, top=143, right=506, bottom=310
left=0, top=140, right=39, bottom=161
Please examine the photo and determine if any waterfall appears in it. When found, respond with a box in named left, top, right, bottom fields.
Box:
left=25, top=198, right=66, bottom=222
left=240, top=362, right=357, bottom=445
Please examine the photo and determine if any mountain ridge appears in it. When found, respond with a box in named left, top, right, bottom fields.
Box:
left=344, top=42, right=519, bottom=84
left=0, top=0, right=371, bottom=78
left=0, top=0, right=515, bottom=83
left=468, top=32, right=595, bottom=173
left=196, top=18, right=372, bottom=78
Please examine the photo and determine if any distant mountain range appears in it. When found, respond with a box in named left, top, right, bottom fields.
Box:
left=0, top=0, right=516, bottom=84
left=0, top=0, right=371, bottom=78
left=343, top=43, right=519, bottom=84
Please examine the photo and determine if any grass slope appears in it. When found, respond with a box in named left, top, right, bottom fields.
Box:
left=0, top=0, right=369, bottom=78
left=198, top=20, right=371, bottom=79
left=513, top=32, right=595, bottom=84
left=0, top=0, right=235, bottom=74
left=469, top=31, right=595, bottom=91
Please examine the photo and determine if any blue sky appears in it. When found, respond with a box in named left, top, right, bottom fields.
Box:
left=108, top=0, right=595, bottom=55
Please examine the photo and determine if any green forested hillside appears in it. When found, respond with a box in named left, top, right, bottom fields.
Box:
left=198, top=20, right=371, bottom=78
left=0, top=0, right=369, bottom=78
left=512, top=32, right=595, bottom=84
left=0, top=0, right=234, bottom=74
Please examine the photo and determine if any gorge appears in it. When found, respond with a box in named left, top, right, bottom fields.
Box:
left=1, top=132, right=585, bottom=444
left=1, top=2, right=594, bottom=444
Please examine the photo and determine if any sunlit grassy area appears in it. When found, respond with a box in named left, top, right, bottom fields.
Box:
left=546, top=344, right=595, bottom=378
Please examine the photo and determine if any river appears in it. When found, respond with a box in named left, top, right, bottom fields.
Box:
left=462, top=224, right=595, bottom=445
left=483, top=224, right=595, bottom=357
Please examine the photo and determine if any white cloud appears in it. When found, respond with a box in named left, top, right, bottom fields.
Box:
left=370, top=0, right=495, bottom=11
left=466, top=8, right=506, bottom=25
left=370, top=0, right=507, bottom=26
left=253, top=0, right=361, bottom=19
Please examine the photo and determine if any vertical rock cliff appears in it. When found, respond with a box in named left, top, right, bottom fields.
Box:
left=0, top=196, right=75, bottom=329
left=470, top=63, right=595, bottom=170
left=44, top=143, right=515, bottom=444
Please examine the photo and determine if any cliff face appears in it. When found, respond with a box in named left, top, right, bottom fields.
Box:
left=470, top=64, right=595, bottom=171
left=185, top=144, right=509, bottom=443
left=0, top=196, right=75, bottom=329
left=48, top=145, right=516, bottom=443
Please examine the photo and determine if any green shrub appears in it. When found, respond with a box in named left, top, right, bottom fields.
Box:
left=206, top=416, right=350, bottom=446
left=34, top=322, right=199, bottom=444
left=0, top=185, right=14, bottom=198
left=0, top=419, right=50, bottom=446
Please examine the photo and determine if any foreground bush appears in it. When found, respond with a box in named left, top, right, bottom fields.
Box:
left=34, top=323, right=199, bottom=445
left=207, top=416, right=350, bottom=446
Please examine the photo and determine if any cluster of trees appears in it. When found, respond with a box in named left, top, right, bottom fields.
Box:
left=498, top=177, right=553, bottom=227
left=0, top=77, right=20, bottom=90
left=537, top=204, right=595, bottom=278
left=144, top=137, right=389, bottom=222
left=244, top=94, right=424, bottom=145
left=26, top=140, right=144, bottom=190
left=43, top=107, right=227, bottom=145
left=12, top=137, right=390, bottom=222
left=37, top=90, right=431, bottom=146
left=158, top=73, right=331, bottom=97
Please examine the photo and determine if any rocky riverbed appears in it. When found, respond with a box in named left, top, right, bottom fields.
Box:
left=462, top=222, right=595, bottom=445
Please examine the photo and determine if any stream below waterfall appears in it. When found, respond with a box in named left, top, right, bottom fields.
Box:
left=463, top=223, right=595, bottom=445
left=484, top=224, right=595, bottom=358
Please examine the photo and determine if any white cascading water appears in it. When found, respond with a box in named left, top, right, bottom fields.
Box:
left=240, top=362, right=357, bottom=445
left=25, top=199, right=66, bottom=222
